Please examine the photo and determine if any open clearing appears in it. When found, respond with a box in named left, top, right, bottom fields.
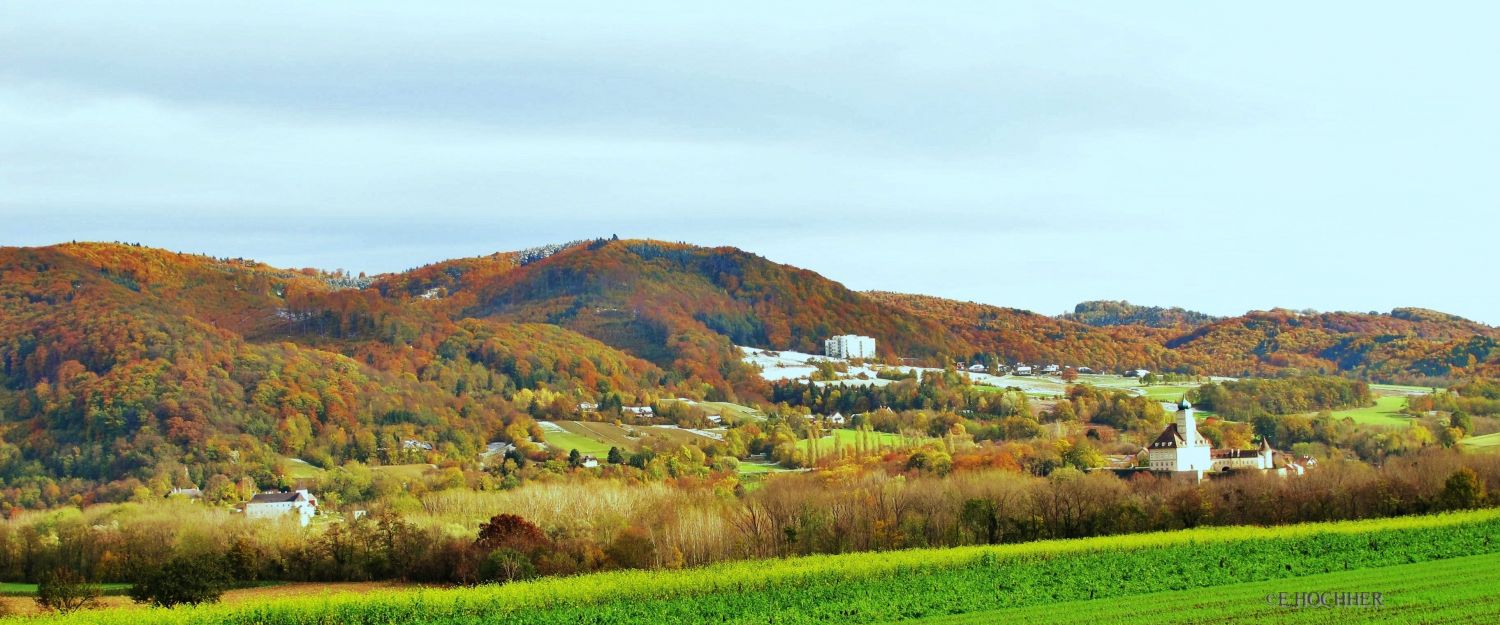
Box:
left=1326, top=395, right=1413, bottom=428
left=795, top=428, right=914, bottom=455
left=1370, top=383, right=1439, bottom=396
left=370, top=464, right=436, bottom=480
left=1461, top=432, right=1500, bottom=452
left=281, top=458, right=325, bottom=479
left=540, top=421, right=721, bottom=456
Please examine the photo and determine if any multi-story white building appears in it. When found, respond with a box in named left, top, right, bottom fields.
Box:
left=824, top=335, right=876, bottom=359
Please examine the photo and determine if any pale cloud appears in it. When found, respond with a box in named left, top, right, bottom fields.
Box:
left=1, top=2, right=1496, bottom=322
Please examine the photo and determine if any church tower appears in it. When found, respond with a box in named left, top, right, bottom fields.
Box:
left=1171, top=397, right=1212, bottom=475
left=1175, top=397, right=1198, bottom=445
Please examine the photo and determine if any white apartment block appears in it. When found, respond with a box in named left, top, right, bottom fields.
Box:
left=824, top=335, right=876, bottom=359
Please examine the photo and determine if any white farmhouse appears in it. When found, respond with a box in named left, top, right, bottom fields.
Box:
left=244, top=490, right=319, bottom=526
left=824, top=335, right=877, bottom=359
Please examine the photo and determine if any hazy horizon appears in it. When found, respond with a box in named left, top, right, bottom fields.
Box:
left=4, top=3, right=1497, bottom=323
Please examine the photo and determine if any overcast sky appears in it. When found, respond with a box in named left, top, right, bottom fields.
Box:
left=3, top=3, right=1496, bottom=322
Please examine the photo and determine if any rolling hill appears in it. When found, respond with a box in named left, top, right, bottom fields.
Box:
left=1, top=238, right=1497, bottom=505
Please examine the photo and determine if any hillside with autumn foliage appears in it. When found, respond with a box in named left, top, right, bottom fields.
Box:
left=2, top=238, right=1498, bottom=506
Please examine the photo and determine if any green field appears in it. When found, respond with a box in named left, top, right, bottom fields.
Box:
left=1327, top=395, right=1414, bottom=427
left=910, top=551, right=1500, bottom=624
left=0, top=582, right=130, bottom=596
left=1369, top=383, right=1440, bottom=396
left=733, top=460, right=787, bottom=474
left=15, top=509, right=1499, bottom=625
left=1137, top=384, right=1198, bottom=401
left=1462, top=432, right=1500, bottom=452
left=540, top=421, right=722, bottom=456
left=540, top=422, right=619, bottom=455
left=281, top=458, right=325, bottom=479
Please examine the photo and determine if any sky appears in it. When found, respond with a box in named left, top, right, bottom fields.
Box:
left=3, top=2, right=1497, bottom=323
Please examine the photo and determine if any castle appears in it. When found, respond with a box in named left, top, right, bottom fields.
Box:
left=1147, top=398, right=1274, bottom=479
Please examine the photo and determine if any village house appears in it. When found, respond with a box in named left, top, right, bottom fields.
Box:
left=167, top=487, right=202, bottom=499
left=244, top=489, right=319, bottom=526
left=622, top=406, right=654, bottom=416
left=1014, top=365, right=1034, bottom=376
left=967, top=363, right=987, bottom=373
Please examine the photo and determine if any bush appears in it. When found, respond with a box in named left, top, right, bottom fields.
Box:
left=129, top=552, right=232, bottom=608
left=35, top=567, right=100, bottom=614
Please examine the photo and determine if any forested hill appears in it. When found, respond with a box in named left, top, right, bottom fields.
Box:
left=1, top=239, right=1497, bottom=504
left=1061, top=300, right=1219, bottom=328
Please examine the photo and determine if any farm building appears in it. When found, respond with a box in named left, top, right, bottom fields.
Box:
left=1014, top=365, right=1033, bottom=376
left=244, top=490, right=319, bottom=526
left=967, top=364, right=987, bottom=372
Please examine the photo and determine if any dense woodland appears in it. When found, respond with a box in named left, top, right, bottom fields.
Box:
left=1060, top=300, right=1220, bottom=328
left=1, top=239, right=1498, bottom=506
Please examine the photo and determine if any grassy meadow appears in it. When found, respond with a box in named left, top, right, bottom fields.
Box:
left=14, top=508, right=1500, bottom=625
left=1326, top=394, right=1415, bottom=428
left=1461, top=432, right=1500, bottom=452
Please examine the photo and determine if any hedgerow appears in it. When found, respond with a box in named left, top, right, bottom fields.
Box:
left=14, top=508, right=1500, bottom=625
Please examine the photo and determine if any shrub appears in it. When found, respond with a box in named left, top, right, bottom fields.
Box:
left=129, top=552, right=231, bottom=608
left=35, top=567, right=100, bottom=614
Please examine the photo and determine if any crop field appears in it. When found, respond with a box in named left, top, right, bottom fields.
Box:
left=911, top=550, right=1500, bottom=624
left=18, top=508, right=1500, bottom=625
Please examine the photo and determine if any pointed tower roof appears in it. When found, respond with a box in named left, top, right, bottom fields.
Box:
left=1178, top=397, right=1192, bottom=411
left=1259, top=437, right=1272, bottom=451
